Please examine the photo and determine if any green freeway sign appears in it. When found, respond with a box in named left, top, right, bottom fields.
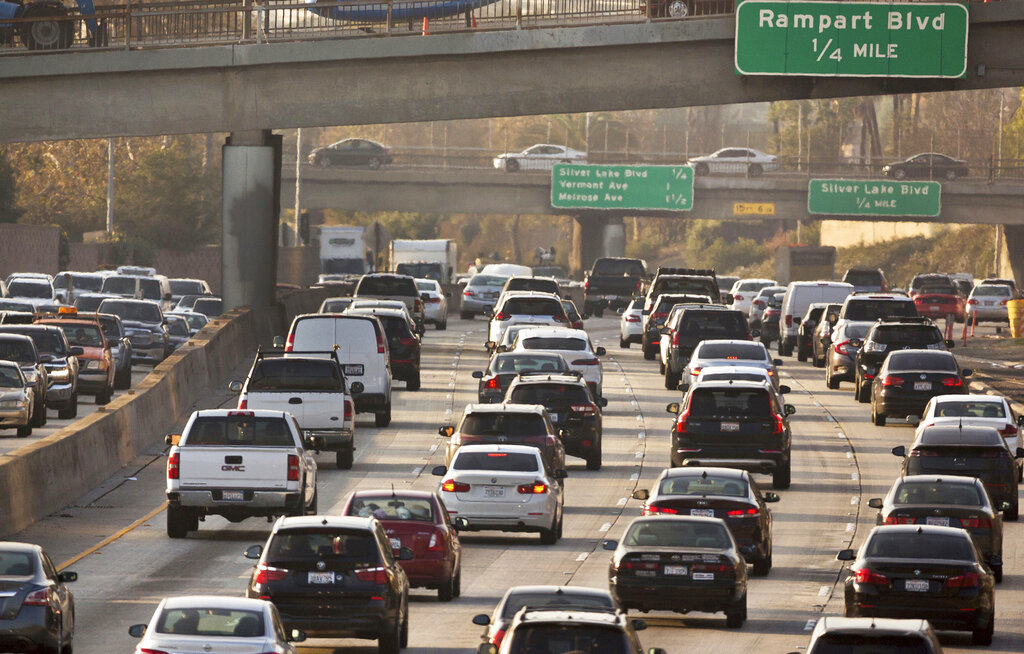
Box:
left=808, top=179, right=941, bottom=217
left=735, top=1, right=968, bottom=78
left=551, top=164, right=693, bottom=211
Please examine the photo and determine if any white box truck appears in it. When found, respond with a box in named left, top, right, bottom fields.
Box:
left=319, top=225, right=369, bottom=275
left=389, top=239, right=458, bottom=284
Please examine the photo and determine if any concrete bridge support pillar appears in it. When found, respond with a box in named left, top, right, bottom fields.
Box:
left=1001, top=225, right=1024, bottom=288
left=222, top=130, right=282, bottom=311
left=570, top=214, right=625, bottom=277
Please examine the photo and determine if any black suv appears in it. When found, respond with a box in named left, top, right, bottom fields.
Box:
left=354, top=273, right=425, bottom=332
left=245, top=516, right=411, bottom=652
left=796, top=303, right=840, bottom=363
left=853, top=318, right=952, bottom=402
left=641, top=293, right=712, bottom=360
left=667, top=380, right=795, bottom=488
left=663, top=306, right=748, bottom=389
left=350, top=308, right=421, bottom=391
left=505, top=371, right=606, bottom=470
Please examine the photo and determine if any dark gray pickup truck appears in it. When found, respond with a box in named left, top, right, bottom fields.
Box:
left=583, top=257, right=648, bottom=317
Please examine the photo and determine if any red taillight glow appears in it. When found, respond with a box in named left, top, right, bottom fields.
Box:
left=960, top=518, right=992, bottom=528
left=883, top=516, right=915, bottom=525
left=643, top=505, right=679, bottom=515
left=880, top=375, right=904, bottom=387
left=285, top=332, right=295, bottom=352
left=967, top=298, right=978, bottom=305
left=999, top=424, right=1018, bottom=436
left=426, top=297, right=441, bottom=304
left=442, top=479, right=470, bottom=493
left=344, top=400, right=352, bottom=421
left=772, top=413, right=784, bottom=434
left=399, top=337, right=416, bottom=346
left=494, top=311, right=511, bottom=321
left=785, top=315, right=793, bottom=327
left=652, top=312, right=668, bottom=322
left=287, top=454, right=300, bottom=481
left=167, top=452, right=179, bottom=480
left=355, top=567, right=387, bottom=584
left=570, top=404, right=597, bottom=415
left=734, top=295, right=744, bottom=302
left=834, top=340, right=852, bottom=356
left=625, top=314, right=642, bottom=323
left=671, top=331, right=680, bottom=346
left=553, top=315, right=569, bottom=324
left=486, top=377, right=500, bottom=389
left=941, top=377, right=962, bottom=387
left=138, top=649, right=170, bottom=654
left=727, top=508, right=759, bottom=516
left=238, top=397, right=248, bottom=410
left=23, top=588, right=49, bottom=606
left=572, top=358, right=599, bottom=366
left=853, top=568, right=889, bottom=585
left=675, top=407, right=690, bottom=434
left=517, top=481, right=548, bottom=494
left=254, top=563, right=287, bottom=585
left=492, top=629, right=508, bottom=647
left=376, top=328, right=385, bottom=354
left=464, top=290, right=476, bottom=297
left=428, top=531, right=444, bottom=551
left=947, top=572, right=980, bottom=588
left=227, top=410, right=254, bottom=417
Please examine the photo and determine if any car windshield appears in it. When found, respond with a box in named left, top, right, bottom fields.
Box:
left=864, top=532, right=974, bottom=560
left=192, top=298, right=222, bottom=317
left=894, top=482, right=983, bottom=506
left=592, top=259, right=645, bottom=276
left=934, top=400, right=1005, bottom=419
left=452, top=451, right=539, bottom=471
left=696, top=342, right=766, bottom=361
left=623, top=519, right=730, bottom=548
left=167, top=319, right=190, bottom=337
left=872, top=327, right=942, bottom=346
left=678, top=313, right=747, bottom=338
left=507, top=625, right=632, bottom=654
left=844, top=300, right=917, bottom=321
left=509, top=384, right=590, bottom=406
left=102, top=277, right=136, bottom=295
left=460, top=413, right=547, bottom=436
left=358, top=276, right=416, bottom=296
left=470, top=275, right=507, bottom=288
left=0, top=329, right=66, bottom=356
left=60, top=324, right=104, bottom=348
left=491, top=355, right=566, bottom=374
left=249, top=360, right=343, bottom=391
left=885, top=352, right=957, bottom=372
left=99, top=300, right=162, bottom=323
left=266, top=528, right=379, bottom=566
left=0, top=340, right=34, bottom=363
left=0, top=300, right=35, bottom=312
left=0, top=551, right=35, bottom=576
left=186, top=417, right=294, bottom=446
left=8, top=281, right=51, bottom=298
left=658, top=475, right=747, bottom=497
left=156, top=608, right=264, bottom=638
left=0, top=366, right=22, bottom=388
left=813, top=634, right=931, bottom=654
left=139, top=279, right=164, bottom=301
left=321, top=300, right=353, bottom=313
left=169, top=280, right=206, bottom=295
left=348, top=496, right=434, bottom=522
left=503, top=298, right=563, bottom=316
left=501, top=592, right=614, bottom=619
left=688, top=388, right=773, bottom=417
left=521, top=337, right=587, bottom=351
left=844, top=270, right=883, bottom=286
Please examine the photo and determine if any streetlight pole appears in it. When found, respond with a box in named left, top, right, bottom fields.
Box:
left=106, top=138, right=114, bottom=235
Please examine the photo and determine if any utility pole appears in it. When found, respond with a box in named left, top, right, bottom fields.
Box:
left=106, top=138, right=114, bottom=235
left=294, top=128, right=303, bottom=246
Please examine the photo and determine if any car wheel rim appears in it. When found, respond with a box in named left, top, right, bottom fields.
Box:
left=668, top=0, right=688, bottom=16
left=31, top=21, right=61, bottom=46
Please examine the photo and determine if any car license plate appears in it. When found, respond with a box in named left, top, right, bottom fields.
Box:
left=484, top=486, right=505, bottom=498
left=389, top=537, right=402, bottom=550
left=929, top=305, right=940, bottom=311
left=221, top=490, right=244, bottom=501
left=307, top=572, right=334, bottom=584
left=690, top=509, right=715, bottom=517
left=692, top=572, right=715, bottom=581
left=664, top=565, right=688, bottom=576
left=550, top=413, right=562, bottom=423
left=343, top=364, right=364, bottom=376
left=904, top=579, right=930, bottom=592
left=721, top=422, right=740, bottom=432
left=926, top=517, right=950, bottom=527
left=984, top=301, right=994, bottom=306
left=914, top=381, right=931, bottom=391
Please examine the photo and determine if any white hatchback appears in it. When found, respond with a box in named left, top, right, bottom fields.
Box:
left=729, top=278, right=778, bottom=315
left=433, top=443, right=566, bottom=544
left=509, top=326, right=605, bottom=399
left=618, top=298, right=644, bottom=348
left=416, top=278, right=449, bottom=329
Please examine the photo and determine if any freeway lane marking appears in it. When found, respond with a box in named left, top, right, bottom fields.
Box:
left=805, top=619, right=817, bottom=630
left=576, top=552, right=588, bottom=562
left=818, top=585, right=830, bottom=596
left=58, top=501, right=168, bottom=571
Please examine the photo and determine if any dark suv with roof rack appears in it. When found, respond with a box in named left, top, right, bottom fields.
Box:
left=853, top=317, right=952, bottom=403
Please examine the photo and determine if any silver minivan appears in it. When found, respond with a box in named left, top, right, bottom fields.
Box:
left=282, top=313, right=394, bottom=427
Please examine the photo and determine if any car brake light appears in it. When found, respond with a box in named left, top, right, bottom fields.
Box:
left=882, top=516, right=915, bottom=525
left=652, top=312, right=668, bottom=322
left=138, top=649, right=170, bottom=654
left=583, top=279, right=590, bottom=290
left=572, top=358, right=599, bottom=366
left=853, top=568, right=889, bottom=585
left=517, top=481, right=548, bottom=494
left=734, top=295, right=744, bottom=302
left=23, top=588, right=49, bottom=606
left=486, top=378, right=500, bottom=389
left=399, top=337, right=416, bottom=346
left=727, top=508, right=759, bottom=516
left=570, top=404, right=597, bottom=415
left=675, top=407, right=690, bottom=434
left=553, top=315, right=569, bottom=324
left=625, top=314, right=641, bottom=323
left=941, top=377, right=962, bottom=387
left=834, top=340, right=852, bottom=356
left=227, top=410, right=254, bottom=417
left=167, top=452, right=179, bottom=480
left=772, top=413, right=784, bottom=434
left=967, top=298, right=978, bottom=305
left=671, top=330, right=680, bottom=346
left=496, top=311, right=513, bottom=321
left=355, top=566, right=387, bottom=584
left=238, top=397, right=248, bottom=410
left=287, top=454, right=300, bottom=481
left=344, top=399, right=352, bottom=421
left=442, top=479, right=470, bottom=493
left=999, top=424, right=1018, bottom=436
left=785, top=315, right=792, bottom=327
left=1000, top=299, right=1010, bottom=306
left=285, top=332, right=295, bottom=352
left=415, top=299, right=423, bottom=313
left=492, top=629, right=507, bottom=647
left=426, top=297, right=441, bottom=304
left=464, top=290, right=476, bottom=297
left=880, top=375, right=904, bottom=387
left=428, top=531, right=444, bottom=551
left=376, top=328, right=385, bottom=354
left=960, top=517, right=992, bottom=528
left=254, top=563, right=287, bottom=585
left=643, top=505, right=679, bottom=515
left=946, top=572, right=980, bottom=588
left=753, top=299, right=765, bottom=307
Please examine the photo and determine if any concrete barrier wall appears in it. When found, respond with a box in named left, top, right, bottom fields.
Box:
left=0, top=288, right=334, bottom=537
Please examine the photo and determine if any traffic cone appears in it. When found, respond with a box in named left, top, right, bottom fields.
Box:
left=472, top=14, right=477, bottom=27
left=422, top=16, right=429, bottom=35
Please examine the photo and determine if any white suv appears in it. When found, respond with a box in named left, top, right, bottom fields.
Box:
left=509, top=326, right=605, bottom=399
left=487, top=291, right=569, bottom=349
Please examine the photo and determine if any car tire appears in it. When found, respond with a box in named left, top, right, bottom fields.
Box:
left=659, top=360, right=666, bottom=375
left=540, top=516, right=559, bottom=544
left=594, top=305, right=604, bottom=318
left=619, top=335, right=629, bottom=349
left=336, top=448, right=353, bottom=470
left=368, top=156, right=382, bottom=170
left=32, top=400, right=47, bottom=427
left=438, top=574, right=456, bottom=602
left=752, top=550, right=772, bottom=577
left=437, top=319, right=447, bottom=331
left=166, top=505, right=192, bottom=539
left=857, top=381, right=871, bottom=404
left=871, top=404, right=886, bottom=427
left=586, top=443, right=602, bottom=471
left=772, top=458, right=791, bottom=489
left=460, top=311, right=473, bottom=320
left=664, top=368, right=679, bottom=391
left=893, top=168, right=907, bottom=180
left=695, top=162, right=709, bottom=176
left=748, top=163, right=763, bottom=178
left=378, top=618, right=401, bottom=654
left=814, top=353, right=825, bottom=369
left=725, top=592, right=747, bottom=628
left=994, top=564, right=1003, bottom=584
left=58, top=393, right=78, bottom=420
left=407, top=371, right=421, bottom=391
left=642, top=342, right=656, bottom=361
left=972, top=613, right=994, bottom=646
left=399, top=608, right=409, bottom=648
left=21, top=3, right=73, bottom=50
left=1004, top=499, right=1019, bottom=522
left=17, top=424, right=31, bottom=437
left=826, top=372, right=839, bottom=390
left=96, top=389, right=112, bottom=406
left=115, top=366, right=131, bottom=390
left=505, top=159, right=520, bottom=173
left=797, top=344, right=807, bottom=362
left=375, top=402, right=392, bottom=427
left=453, top=568, right=462, bottom=597
left=307, top=490, right=318, bottom=515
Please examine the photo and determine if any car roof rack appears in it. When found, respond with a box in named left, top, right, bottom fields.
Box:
left=655, top=267, right=716, bottom=277
left=515, top=370, right=584, bottom=380
left=873, top=316, right=935, bottom=325
left=254, top=346, right=342, bottom=364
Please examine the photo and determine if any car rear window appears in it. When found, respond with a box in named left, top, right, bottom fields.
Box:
left=358, top=276, right=417, bottom=297
left=186, top=416, right=294, bottom=446
left=98, top=300, right=163, bottom=323
left=0, top=551, right=34, bottom=576
left=623, top=519, right=730, bottom=548
left=919, top=428, right=1002, bottom=446
left=658, top=476, right=747, bottom=497
left=395, top=263, right=442, bottom=281
left=838, top=323, right=871, bottom=340
left=250, top=359, right=343, bottom=391
left=688, top=388, right=772, bottom=417
left=695, top=342, right=765, bottom=361
left=864, top=532, right=974, bottom=560
left=654, top=277, right=718, bottom=300
left=814, top=634, right=931, bottom=654
left=0, top=339, right=34, bottom=363
left=521, top=337, right=587, bottom=351
left=506, top=279, right=559, bottom=294
left=156, top=608, right=264, bottom=637
left=885, top=351, right=956, bottom=372
left=139, top=279, right=164, bottom=301
left=700, top=372, right=767, bottom=384
left=843, top=299, right=917, bottom=322
left=843, top=270, right=884, bottom=286
left=871, top=326, right=942, bottom=346
left=0, top=300, right=35, bottom=312
left=491, top=355, right=566, bottom=374
left=917, top=283, right=957, bottom=295
left=192, top=298, right=222, bottom=316
left=9, top=280, right=52, bottom=298
left=452, top=451, right=539, bottom=471
left=592, top=259, right=645, bottom=276
left=933, top=400, right=1006, bottom=419
left=894, top=481, right=983, bottom=506
left=266, top=528, right=380, bottom=566
left=507, top=625, right=632, bottom=654
left=501, top=592, right=614, bottom=619
left=972, top=286, right=1011, bottom=297
left=377, top=316, right=413, bottom=339
left=508, top=384, right=590, bottom=406
left=348, top=496, right=434, bottom=522
left=0, top=328, right=67, bottom=356
left=101, top=276, right=136, bottom=295
left=738, top=281, right=772, bottom=292
left=321, top=299, right=353, bottom=313
left=503, top=298, right=563, bottom=316
left=678, top=312, right=748, bottom=338
left=461, top=413, right=547, bottom=436
left=68, top=275, right=103, bottom=292
left=470, top=275, right=507, bottom=288
left=169, top=280, right=206, bottom=295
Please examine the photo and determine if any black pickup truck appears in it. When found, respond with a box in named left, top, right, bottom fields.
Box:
left=583, top=257, right=648, bottom=317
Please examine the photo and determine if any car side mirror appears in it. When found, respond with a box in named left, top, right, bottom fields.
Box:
left=616, top=307, right=625, bottom=315
left=837, top=549, right=855, bottom=561
left=666, top=402, right=680, bottom=414
left=554, top=469, right=568, bottom=480
left=273, top=336, right=285, bottom=348
left=471, top=370, right=484, bottom=379
left=478, top=645, right=498, bottom=654
left=945, top=339, right=955, bottom=348
left=779, top=385, right=791, bottom=394
left=398, top=547, right=414, bottom=561
left=867, top=498, right=883, bottom=509
left=439, top=425, right=455, bottom=437
left=1016, top=447, right=1024, bottom=459
left=57, top=571, right=77, bottom=583
left=751, top=329, right=761, bottom=338
left=784, top=404, right=796, bottom=416
left=739, top=544, right=757, bottom=557
left=906, top=415, right=920, bottom=427
left=472, top=614, right=491, bottom=626
left=228, top=380, right=243, bottom=393
left=598, top=397, right=608, bottom=408
left=69, top=346, right=84, bottom=356
left=558, top=428, right=570, bottom=439
left=1018, top=415, right=1024, bottom=427
left=420, top=293, right=430, bottom=301
left=773, top=358, right=783, bottom=366
left=304, top=436, right=324, bottom=452
left=454, top=516, right=470, bottom=530
left=350, top=381, right=364, bottom=394
left=677, top=382, right=689, bottom=392
left=288, top=629, right=307, bottom=643
left=128, top=624, right=147, bottom=638
left=632, top=489, right=650, bottom=501
left=892, top=445, right=907, bottom=457
left=244, top=544, right=263, bottom=560
left=631, top=619, right=648, bottom=632
left=1001, top=501, right=1012, bottom=511
left=595, top=346, right=606, bottom=356
left=764, top=492, right=780, bottom=502
left=602, top=539, right=618, bottom=551
left=962, top=368, right=973, bottom=378
left=432, top=465, right=447, bottom=476
left=164, top=433, right=181, bottom=446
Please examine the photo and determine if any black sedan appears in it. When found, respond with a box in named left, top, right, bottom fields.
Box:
left=604, top=516, right=748, bottom=627
left=632, top=467, right=778, bottom=576
left=868, top=475, right=1004, bottom=582
left=0, top=542, right=77, bottom=654
left=309, top=138, right=393, bottom=169
left=244, top=516, right=411, bottom=653
left=838, top=525, right=995, bottom=645
left=882, top=153, right=968, bottom=181
left=869, top=349, right=970, bottom=426
left=893, top=425, right=1022, bottom=520
left=471, top=352, right=571, bottom=403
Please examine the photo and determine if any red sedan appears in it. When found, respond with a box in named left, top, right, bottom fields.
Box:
left=342, top=489, right=462, bottom=601
left=913, top=287, right=965, bottom=322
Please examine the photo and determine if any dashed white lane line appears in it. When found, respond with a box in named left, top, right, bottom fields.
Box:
left=635, top=451, right=644, bottom=459
left=637, top=431, right=646, bottom=439
left=846, top=523, right=856, bottom=532
left=818, top=585, right=830, bottom=596
left=617, top=497, right=628, bottom=506
left=629, top=473, right=639, bottom=481
left=850, top=496, right=859, bottom=505
left=805, top=619, right=817, bottom=631
left=429, top=444, right=438, bottom=454
left=412, top=466, right=423, bottom=475
left=851, top=472, right=859, bottom=480
left=576, top=552, right=588, bottom=562
left=599, top=523, right=612, bottom=532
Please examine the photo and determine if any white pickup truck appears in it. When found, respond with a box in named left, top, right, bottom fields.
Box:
left=229, top=351, right=362, bottom=469
left=165, top=409, right=318, bottom=538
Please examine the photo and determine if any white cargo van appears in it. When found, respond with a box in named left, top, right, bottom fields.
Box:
left=282, top=314, right=393, bottom=427
left=778, top=281, right=854, bottom=356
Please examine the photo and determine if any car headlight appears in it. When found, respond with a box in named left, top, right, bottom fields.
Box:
left=85, top=360, right=108, bottom=370
left=0, top=400, right=23, bottom=409
left=22, top=369, right=37, bottom=382
left=49, top=368, right=70, bottom=382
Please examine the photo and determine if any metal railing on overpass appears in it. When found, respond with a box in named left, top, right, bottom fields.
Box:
left=0, top=0, right=999, bottom=55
